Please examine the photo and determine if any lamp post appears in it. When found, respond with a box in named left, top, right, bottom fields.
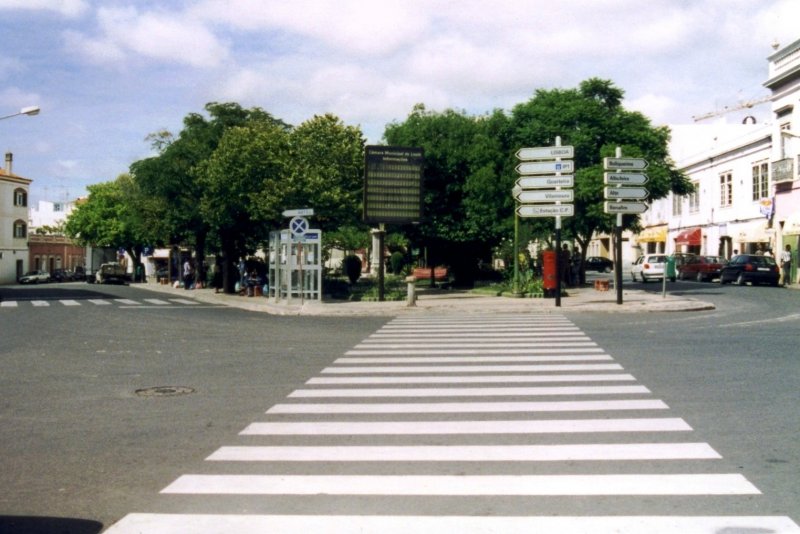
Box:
left=0, top=105, right=40, bottom=121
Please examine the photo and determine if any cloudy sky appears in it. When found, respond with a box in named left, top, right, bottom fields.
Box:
left=1, top=0, right=798, bottom=204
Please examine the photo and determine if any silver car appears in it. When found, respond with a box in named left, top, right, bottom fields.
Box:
left=18, top=270, right=50, bottom=284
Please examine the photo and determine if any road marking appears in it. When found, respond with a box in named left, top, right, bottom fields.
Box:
left=88, top=299, right=111, bottom=305
left=161, top=473, right=759, bottom=496
left=369, top=330, right=581, bottom=337
left=207, top=442, right=720, bottom=462
left=102, top=514, right=800, bottom=534
left=288, top=385, right=651, bottom=398
left=334, top=355, right=613, bottom=364
left=244, top=417, right=687, bottom=435
left=114, top=299, right=139, bottom=305
left=306, top=373, right=638, bottom=384
left=267, top=399, right=668, bottom=415
left=169, top=298, right=199, bottom=305
left=60, top=299, right=81, bottom=306
left=353, top=341, right=595, bottom=349
left=0, top=301, right=18, bottom=307
left=31, top=300, right=49, bottom=307
left=345, top=347, right=604, bottom=355
left=144, top=298, right=170, bottom=305
left=322, top=363, right=624, bottom=373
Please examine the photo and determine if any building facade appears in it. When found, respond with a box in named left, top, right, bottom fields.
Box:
left=0, top=153, right=31, bottom=284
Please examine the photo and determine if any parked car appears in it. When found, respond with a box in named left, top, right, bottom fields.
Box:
left=584, top=256, right=614, bottom=273
left=18, top=270, right=50, bottom=284
left=719, top=254, right=780, bottom=286
left=678, top=255, right=726, bottom=282
left=630, top=254, right=669, bottom=282
left=50, top=268, right=74, bottom=282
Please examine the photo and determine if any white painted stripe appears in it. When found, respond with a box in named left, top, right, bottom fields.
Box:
left=322, top=363, right=624, bottom=374
left=0, top=301, right=18, bottom=307
left=345, top=348, right=605, bottom=356
left=265, top=399, right=670, bottom=415
left=102, top=514, right=800, bottom=534
left=288, top=385, right=650, bottom=398
left=353, top=344, right=597, bottom=350
left=144, top=298, right=170, bottom=305
left=207, top=442, right=720, bottom=462
left=307, top=374, right=637, bottom=385
left=114, top=299, right=139, bottom=305
left=170, top=298, right=199, bottom=305
left=387, top=318, right=572, bottom=325
left=60, top=300, right=81, bottom=306
left=378, top=326, right=579, bottom=332
left=88, top=299, right=111, bottom=305
left=31, top=300, right=49, bottom=307
left=161, top=474, right=759, bottom=496
left=370, top=330, right=581, bottom=337
left=245, top=417, right=686, bottom=435
left=335, top=355, right=612, bottom=364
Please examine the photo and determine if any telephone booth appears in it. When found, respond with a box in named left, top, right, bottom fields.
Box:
left=268, top=229, right=322, bottom=304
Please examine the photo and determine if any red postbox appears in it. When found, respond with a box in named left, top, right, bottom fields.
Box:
left=542, top=250, right=557, bottom=298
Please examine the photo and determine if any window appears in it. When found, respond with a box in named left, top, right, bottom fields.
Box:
left=53, top=203, right=63, bottom=212
left=752, top=162, right=769, bottom=200
left=719, top=172, right=732, bottom=207
left=13, top=188, right=27, bottom=207
left=688, top=182, right=700, bottom=212
left=672, top=194, right=683, bottom=216
left=13, top=220, right=27, bottom=238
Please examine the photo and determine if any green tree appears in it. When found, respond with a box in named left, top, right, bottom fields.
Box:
left=509, top=78, right=693, bottom=281
left=383, top=105, right=511, bottom=285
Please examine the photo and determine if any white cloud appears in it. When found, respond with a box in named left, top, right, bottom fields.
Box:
left=0, top=86, right=42, bottom=109
left=0, top=0, right=88, bottom=17
left=66, top=6, right=229, bottom=68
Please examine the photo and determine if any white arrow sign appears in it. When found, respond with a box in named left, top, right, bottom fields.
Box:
left=518, top=204, right=574, bottom=218
left=603, top=157, right=648, bottom=170
left=604, top=172, right=648, bottom=185
left=516, top=175, right=574, bottom=189
left=516, top=146, right=574, bottom=160
left=604, top=187, right=649, bottom=200
left=516, top=160, right=574, bottom=175
left=515, top=189, right=574, bottom=203
left=604, top=201, right=648, bottom=214
left=282, top=208, right=314, bottom=217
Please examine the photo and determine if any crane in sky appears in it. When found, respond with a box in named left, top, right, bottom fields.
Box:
left=692, top=94, right=772, bottom=122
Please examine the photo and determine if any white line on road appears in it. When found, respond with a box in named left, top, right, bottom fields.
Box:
left=288, top=385, right=651, bottom=398
left=334, top=355, right=612, bottom=364
left=344, top=348, right=605, bottom=356
left=102, top=514, right=800, bottom=534
left=207, top=442, right=720, bottom=462
left=60, top=299, right=81, bottom=306
left=31, top=300, right=49, bottom=307
left=243, top=417, right=687, bottom=435
left=0, top=301, right=18, bottom=307
left=354, top=341, right=595, bottom=349
left=264, top=398, right=671, bottom=415
left=161, top=473, right=759, bottom=496
left=88, top=299, right=111, bottom=305
left=322, top=363, right=624, bottom=374
left=114, top=299, right=139, bottom=305
left=144, top=298, right=170, bottom=305
left=306, top=373, right=637, bottom=385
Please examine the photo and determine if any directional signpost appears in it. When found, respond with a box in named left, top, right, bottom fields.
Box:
left=604, top=151, right=650, bottom=305
left=514, top=137, right=574, bottom=306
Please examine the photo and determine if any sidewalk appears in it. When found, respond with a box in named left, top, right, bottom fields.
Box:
left=137, top=281, right=716, bottom=316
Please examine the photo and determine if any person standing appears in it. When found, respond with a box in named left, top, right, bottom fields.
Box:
left=780, top=244, right=792, bottom=286
left=183, top=258, right=194, bottom=290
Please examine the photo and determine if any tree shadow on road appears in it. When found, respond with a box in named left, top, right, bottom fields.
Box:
left=0, top=515, right=103, bottom=534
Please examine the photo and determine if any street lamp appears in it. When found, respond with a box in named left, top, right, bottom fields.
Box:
left=0, top=105, right=40, bottom=121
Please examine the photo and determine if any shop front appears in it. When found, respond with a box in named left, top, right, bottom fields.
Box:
left=635, top=225, right=667, bottom=254
left=781, top=211, right=800, bottom=283
left=674, top=227, right=702, bottom=255
left=733, top=219, right=770, bottom=255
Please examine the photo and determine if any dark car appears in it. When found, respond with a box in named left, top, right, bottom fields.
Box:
left=584, top=256, right=614, bottom=273
left=678, top=255, right=726, bottom=282
left=50, top=269, right=74, bottom=282
left=719, top=254, right=780, bottom=286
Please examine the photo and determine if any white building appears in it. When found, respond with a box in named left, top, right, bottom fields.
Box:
left=0, top=153, right=31, bottom=283
left=630, top=37, right=800, bottom=282
left=29, top=198, right=77, bottom=232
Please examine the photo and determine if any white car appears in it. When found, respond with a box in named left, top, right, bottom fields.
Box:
left=18, top=270, right=50, bottom=284
left=630, top=254, right=668, bottom=282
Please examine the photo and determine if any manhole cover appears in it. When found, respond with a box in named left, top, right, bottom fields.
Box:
left=135, top=386, right=195, bottom=397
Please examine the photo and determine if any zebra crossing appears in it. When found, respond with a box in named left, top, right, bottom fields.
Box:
left=105, top=314, right=800, bottom=533
left=0, top=297, right=204, bottom=309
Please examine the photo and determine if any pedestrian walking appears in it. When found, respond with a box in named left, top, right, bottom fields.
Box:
left=780, top=244, right=792, bottom=286
left=183, top=258, right=194, bottom=290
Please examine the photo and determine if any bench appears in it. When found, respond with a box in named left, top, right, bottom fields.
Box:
left=412, top=267, right=449, bottom=281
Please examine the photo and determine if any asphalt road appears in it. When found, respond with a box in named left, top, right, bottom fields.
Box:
left=1, top=280, right=797, bottom=533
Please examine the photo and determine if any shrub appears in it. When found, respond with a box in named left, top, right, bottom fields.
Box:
left=343, top=255, right=362, bottom=284
left=389, top=251, right=405, bottom=275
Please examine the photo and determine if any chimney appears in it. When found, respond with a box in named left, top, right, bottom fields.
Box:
left=4, top=152, right=11, bottom=174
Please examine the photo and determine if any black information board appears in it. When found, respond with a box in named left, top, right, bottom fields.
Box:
left=363, top=145, right=423, bottom=224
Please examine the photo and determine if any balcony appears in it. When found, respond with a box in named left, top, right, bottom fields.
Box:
left=772, top=158, right=794, bottom=183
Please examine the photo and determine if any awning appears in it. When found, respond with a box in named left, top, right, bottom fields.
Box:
left=637, top=226, right=667, bottom=243
left=674, top=227, right=702, bottom=246
left=782, top=212, right=800, bottom=236
left=734, top=220, right=769, bottom=243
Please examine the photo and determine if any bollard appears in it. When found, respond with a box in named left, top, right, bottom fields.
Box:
left=405, top=275, right=417, bottom=307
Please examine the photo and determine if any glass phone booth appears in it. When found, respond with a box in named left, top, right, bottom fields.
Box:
left=268, top=229, right=322, bottom=304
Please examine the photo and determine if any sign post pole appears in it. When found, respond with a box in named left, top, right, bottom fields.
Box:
left=554, top=136, right=563, bottom=308
left=614, top=147, right=624, bottom=305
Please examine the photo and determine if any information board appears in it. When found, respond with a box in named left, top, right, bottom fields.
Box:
left=363, top=145, right=423, bottom=224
